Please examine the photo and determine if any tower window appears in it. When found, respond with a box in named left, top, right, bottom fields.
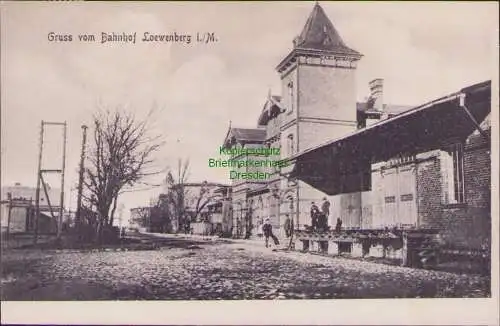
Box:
left=287, top=134, right=294, bottom=156
left=287, top=81, right=294, bottom=113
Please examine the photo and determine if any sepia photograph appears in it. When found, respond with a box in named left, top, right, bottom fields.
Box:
left=1, top=1, right=498, bottom=325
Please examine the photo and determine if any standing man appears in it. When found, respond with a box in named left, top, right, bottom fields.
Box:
left=335, top=218, right=342, bottom=233
left=262, top=218, right=279, bottom=248
left=321, top=197, right=331, bottom=230
left=284, top=214, right=292, bottom=238
left=310, top=202, right=320, bottom=231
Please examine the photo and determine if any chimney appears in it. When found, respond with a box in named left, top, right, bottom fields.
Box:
left=369, top=78, right=384, bottom=111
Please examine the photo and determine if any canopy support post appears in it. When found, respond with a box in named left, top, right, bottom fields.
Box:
left=459, top=93, right=489, bottom=141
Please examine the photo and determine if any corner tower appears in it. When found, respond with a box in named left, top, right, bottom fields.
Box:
left=276, top=2, right=362, bottom=155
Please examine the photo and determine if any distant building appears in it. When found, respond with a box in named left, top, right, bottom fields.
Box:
left=1, top=182, right=63, bottom=233
left=129, top=206, right=153, bottom=232
left=168, top=182, right=229, bottom=234
left=129, top=182, right=230, bottom=234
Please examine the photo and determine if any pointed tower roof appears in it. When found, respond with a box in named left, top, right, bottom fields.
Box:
left=294, top=2, right=359, bottom=55
left=277, top=2, right=362, bottom=73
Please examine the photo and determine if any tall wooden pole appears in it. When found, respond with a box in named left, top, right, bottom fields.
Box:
left=6, top=192, right=12, bottom=239
left=34, top=121, right=44, bottom=244
left=57, top=122, right=67, bottom=240
left=76, top=125, right=88, bottom=236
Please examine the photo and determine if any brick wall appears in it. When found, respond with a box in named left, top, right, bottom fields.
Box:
left=298, top=120, right=356, bottom=152
left=279, top=68, right=298, bottom=127
left=297, top=65, right=357, bottom=123
left=416, top=155, right=443, bottom=228
left=412, top=127, right=491, bottom=249
left=296, top=64, right=357, bottom=151
left=440, top=132, right=491, bottom=249
left=464, top=135, right=490, bottom=208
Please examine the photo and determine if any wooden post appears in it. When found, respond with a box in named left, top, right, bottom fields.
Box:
left=401, top=231, right=408, bottom=267
left=6, top=192, right=13, bottom=239
left=76, top=125, right=88, bottom=238
left=57, top=122, right=67, bottom=240
left=34, top=121, right=44, bottom=244
left=27, top=198, right=33, bottom=231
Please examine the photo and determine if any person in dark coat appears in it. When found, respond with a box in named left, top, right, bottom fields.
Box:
left=335, top=218, right=342, bottom=233
left=284, top=215, right=292, bottom=238
left=319, top=197, right=331, bottom=231
left=262, top=218, right=279, bottom=248
left=310, top=202, right=320, bottom=230
left=321, top=197, right=330, bottom=218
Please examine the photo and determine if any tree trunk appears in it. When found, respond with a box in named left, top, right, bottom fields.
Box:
left=109, top=196, right=118, bottom=227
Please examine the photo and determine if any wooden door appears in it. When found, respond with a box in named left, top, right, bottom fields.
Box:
left=340, top=193, right=362, bottom=228
left=379, top=165, right=417, bottom=228
left=383, top=168, right=398, bottom=227
left=397, top=165, right=417, bottom=227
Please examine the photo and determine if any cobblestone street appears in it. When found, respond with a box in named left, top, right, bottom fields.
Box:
left=1, top=235, right=490, bottom=300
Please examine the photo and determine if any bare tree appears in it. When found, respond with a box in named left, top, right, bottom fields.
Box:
left=191, top=181, right=222, bottom=222
left=164, top=159, right=190, bottom=232
left=162, top=159, right=223, bottom=232
left=148, top=194, right=172, bottom=233
left=83, top=109, right=163, bottom=239
left=129, top=207, right=151, bottom=230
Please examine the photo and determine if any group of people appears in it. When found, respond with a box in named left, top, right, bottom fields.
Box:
left=257, top=197, right=343, bottom=248
left=310, top=197, right=342, bottom=232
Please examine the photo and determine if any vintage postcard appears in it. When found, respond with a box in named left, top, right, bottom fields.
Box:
left=1, top=1, right=498, bottom=325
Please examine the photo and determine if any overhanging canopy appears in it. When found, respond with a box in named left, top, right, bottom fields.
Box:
left=289, top=81, right=491, bottom=195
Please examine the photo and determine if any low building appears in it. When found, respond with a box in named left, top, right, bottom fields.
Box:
left=290, top=81, right=491, bottom=265
left=129, top=206, right=153, bottom=232
left=129, top=182, right=230, bottom=234
left=182, top=182, right=230, bottom=235
left=1, top=182, right=63, bottom=234
left=206, top=185, right=232, bottom=236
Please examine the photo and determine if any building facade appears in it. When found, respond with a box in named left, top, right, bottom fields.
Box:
left=221, top=2, right=491, bottom=257
left=222, top=3, right=409, bottom=239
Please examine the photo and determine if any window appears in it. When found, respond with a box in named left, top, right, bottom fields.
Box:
left=288, top=196, right=294, bottom=213
left=443, top=143, right=465, bottom=204
left=287, top=134, right=294, bottom=156
left=287, top=81, right=294, bottom=113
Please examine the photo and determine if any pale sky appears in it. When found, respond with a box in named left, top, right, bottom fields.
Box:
left=1, top=1, right=498, bottom=222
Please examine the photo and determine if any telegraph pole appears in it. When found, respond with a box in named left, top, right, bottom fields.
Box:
left=34, top=121, right=44, bottom=244
left=76, top=125, right=88, bottom=237
left=6, top=192, right=12, bottom=239
left=57, top=122, right=67, bottom=241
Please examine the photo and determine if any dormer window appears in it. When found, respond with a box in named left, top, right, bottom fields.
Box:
left=287, top=81, right=294, bottom=113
